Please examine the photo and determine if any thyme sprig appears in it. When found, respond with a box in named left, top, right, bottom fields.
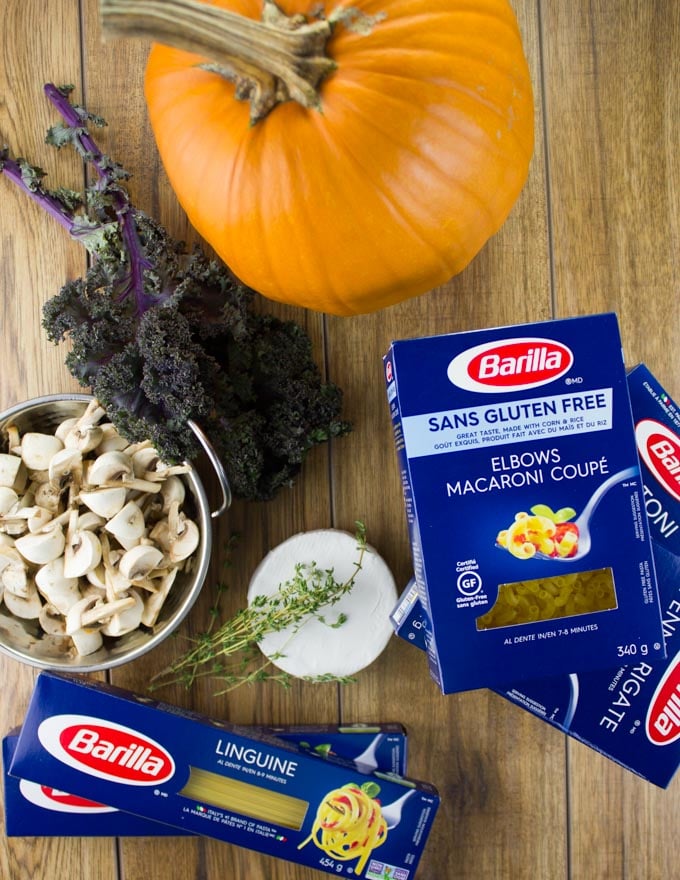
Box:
left=151, top=522, right=367, bottom=694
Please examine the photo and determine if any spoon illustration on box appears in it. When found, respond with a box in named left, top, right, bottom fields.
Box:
left=497, top=466, right=639, bottom=562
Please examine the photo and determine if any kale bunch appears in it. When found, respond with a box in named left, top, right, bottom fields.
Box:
left=1, top=85, right=350, bottom=501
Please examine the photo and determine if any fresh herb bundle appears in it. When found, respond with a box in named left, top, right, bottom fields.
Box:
left=0, top=84, right=350, bottom=502
left=151, top=522, right=368, bottom=693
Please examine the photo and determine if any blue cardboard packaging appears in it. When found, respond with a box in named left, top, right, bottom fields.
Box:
left=10, top=673, right=437, bottom=877
left=384, top=314, right=664, bottom=694
left=493, top=364, right=680, bottom=787
left=4, top=724, right=408, bottom=837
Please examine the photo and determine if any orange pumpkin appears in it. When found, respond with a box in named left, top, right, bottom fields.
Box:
left=105, top=0, right=534, bottom=316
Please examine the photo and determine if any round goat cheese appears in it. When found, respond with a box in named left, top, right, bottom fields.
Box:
left=247, top=529, right=398, bottom=679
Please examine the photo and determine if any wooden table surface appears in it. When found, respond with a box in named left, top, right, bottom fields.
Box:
left=1, top=1, right=678, bottom=878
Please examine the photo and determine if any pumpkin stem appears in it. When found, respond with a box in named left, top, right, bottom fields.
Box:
left=100, top=0, right=341, bottom=123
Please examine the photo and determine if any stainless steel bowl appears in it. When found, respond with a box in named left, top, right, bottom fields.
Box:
left=0, top=393, right=226, bottom=672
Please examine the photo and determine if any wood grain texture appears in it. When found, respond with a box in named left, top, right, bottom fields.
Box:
left=0, top=1, right=678, bottom=878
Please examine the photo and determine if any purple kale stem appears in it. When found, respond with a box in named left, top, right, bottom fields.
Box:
left=0, top=154, right=75, bottom=234
left=43, top=83, right=108, bottom=184
left=43, top=83, right=154, bottom=314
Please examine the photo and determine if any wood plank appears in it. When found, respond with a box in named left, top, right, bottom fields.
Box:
left=79, top=2, right=340, bottom=879
left=541, top=1, right=680, bottom=877
left=0, top=1, right=118, bottom=878
left=330, top=3, right=570, bottom=878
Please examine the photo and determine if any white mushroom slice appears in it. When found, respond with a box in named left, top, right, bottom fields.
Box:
left=105, top=501, right=146, bottom=550
left=64, top=423, right=104, bottom=454
left=101, top=590, right=144, bottom=636
left=160, top=475, right=185, bottom=513
left=77, top=511, right=106, bottom=531
left=33, top=481, right=62, bottom=513
left=79, top=486, right=127, bottom=519
left=55, top=416, right=80, bottom=443
left=141, top=567, right=178, bottom=627
left=48, top=447, right=83, bottom=491
left=35, top=557, right=81, bottom=613
left=23, top=506, right=54, bottom=534
left=68, top=595, right=137, bottom=632
left=95, top=423, right=129, bottom=453
left=131, top=447, right=161, bottom=478
left=70, top=627, right=104, bottom=656
left=5, top=425, right=21, bottom=454
left=87, top=451, right=133, bottom=486
left=0, top=454, right=27, bottom=492
left=64, top=529, right=102, bottom=579
left=0, top=548, right=29, bottom=597
left=15, top=525, right=65, bottom=564
left=86, top=563, right=108, bottom=591
left=118, top=544, right=165, bottom=582
left=0, top=487, right=19, bottom=515
left=3, top=583, right=42, bottom=619
left=20, top=433, right=64, bottom=472
left=152, top=504, right=200, bottom=563
left=0, top=534, right=15, bottom=548
left=39, top=603, right=68, bottom=636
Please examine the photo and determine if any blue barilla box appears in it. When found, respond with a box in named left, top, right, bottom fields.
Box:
left=10, top=673, right=437, bottom=878
left=384, top=314, right=664, bottom=694
left=493, top=364, right=680, bottom=787
left=4, top=723, right=408, bottom=837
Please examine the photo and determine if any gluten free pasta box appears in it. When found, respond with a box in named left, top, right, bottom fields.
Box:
left=10, top=673, right=437, bottom=878
left=3, top=723, right=407, bottom=837
left=384, top=314, right=664, bottom=694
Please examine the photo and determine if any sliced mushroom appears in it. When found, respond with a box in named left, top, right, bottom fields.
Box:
left=160, top=475, right=185, bottom=513
left=151, top=502, right=200, bottom=563
left=55, top=416, right=80, bottom=443
left=0, top=453, right=27, bottom=492
left=48, top=447, right=83, bottom=492
left=88, top=451, right=133, bottom=486
left=15, top=524, right=65, bottom=565
left=70, top=628, right=104, bottom=656
left=63, top=510, right=102, bottom=579
left=118, top=544, right=165, bottom=582
left=105, top=501, right=146, bottom=550
left=3, top=582, right=42, bottom=619
left=20, top=433, right=64, bottom=472
left=0, top=487, right=19, bottom=515
left=95, top=423, right=129, bottom=453
left=141, top=567, right=178, bottom=627
left=63, top=423, right=104, bottom=454
left=35, top=557, right=81, bottom=614
left=38, top=602, right=68, bottom=636
left=33, top=480, right=62, bottom=513
left=79, top=485, right=127, bottom=519
left=0, top=547, right=29, bottom=597
left=101, top=590, right=144, bottom=637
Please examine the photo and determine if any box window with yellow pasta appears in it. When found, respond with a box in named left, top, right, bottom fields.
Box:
left=477, top=569, right=617, bottom=631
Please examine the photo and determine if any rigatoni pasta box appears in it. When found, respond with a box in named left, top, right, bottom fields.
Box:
left=384, top=314, right=664, bottom=694
left=493, top=364, right=680, bottom=787
left=10, top=672, right=438, bottom=878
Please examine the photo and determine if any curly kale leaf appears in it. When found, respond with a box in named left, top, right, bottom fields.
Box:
left=3, top=84, right=351, bottom=501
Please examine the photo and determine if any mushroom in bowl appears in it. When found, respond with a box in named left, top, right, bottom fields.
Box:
left=0, top=393, right=221, bottom=672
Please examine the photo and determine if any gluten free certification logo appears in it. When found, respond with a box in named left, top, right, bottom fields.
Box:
left=455, top=561, right=486, bottom=608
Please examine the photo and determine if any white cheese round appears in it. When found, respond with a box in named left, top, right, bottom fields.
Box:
left=247, top=529, right=398, bottom=679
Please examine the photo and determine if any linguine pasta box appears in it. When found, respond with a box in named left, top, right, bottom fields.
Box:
left=384, top=314, right=664, bottom=694
left=3, top=723, right=408, bottom=837
left=10, top=672, right=438, bottom=878
left=493, top=364, right=680, bottom=787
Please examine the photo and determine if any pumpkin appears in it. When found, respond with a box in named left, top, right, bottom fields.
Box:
left=102, top=0, right=534, bottom=316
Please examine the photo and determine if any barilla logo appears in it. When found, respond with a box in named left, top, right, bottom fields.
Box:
left=636, top=419, right=680, bottom=502
left=447, top=337, right=573, bottom=393
left=18, top=779, right=116, bottom=814
left=38, top=715, right=175, bottom=785
left=646, top=651, right=680, bottom=745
